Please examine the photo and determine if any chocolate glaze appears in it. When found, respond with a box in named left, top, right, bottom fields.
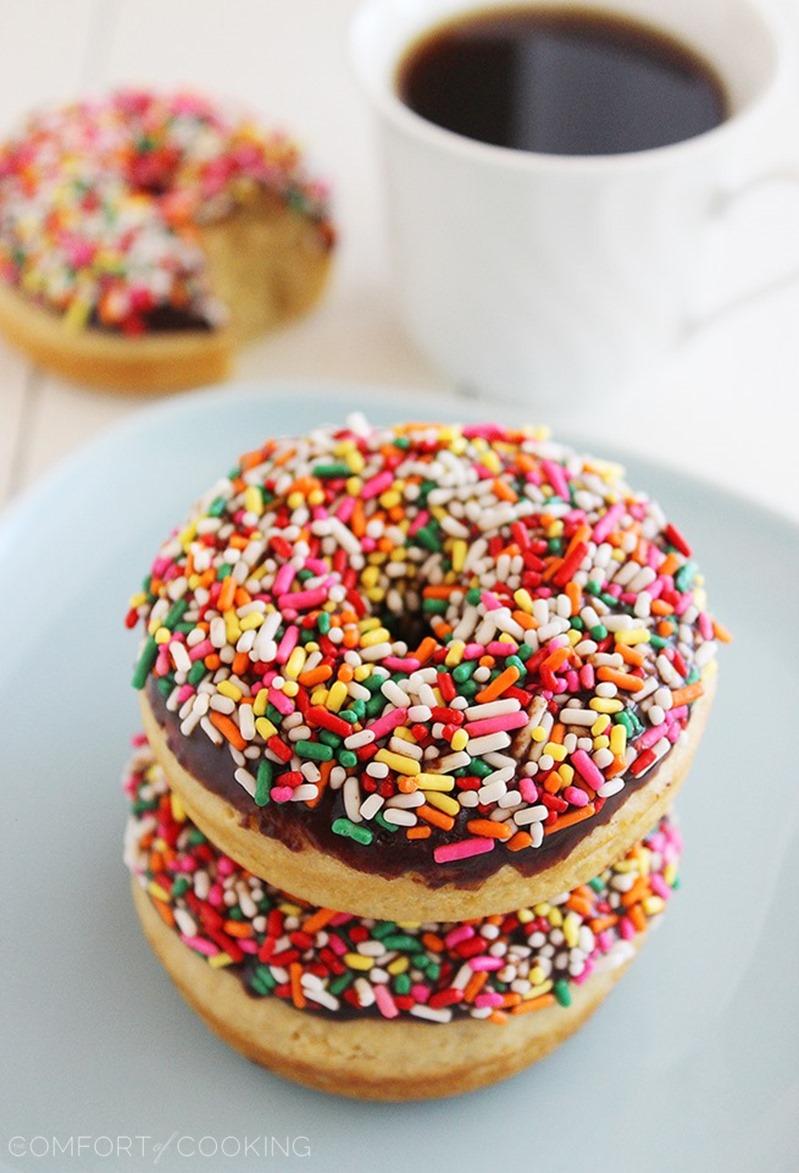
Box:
left=147, top=681, right=674, bottom=889
left=90, top=305, right=213, bottom=333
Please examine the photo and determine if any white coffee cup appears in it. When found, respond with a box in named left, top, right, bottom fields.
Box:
left=351, top=0, right=797, bottom=406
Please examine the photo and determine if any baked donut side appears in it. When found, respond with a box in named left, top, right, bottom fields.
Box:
left=141, top=678, right=710, bottom=920
left=132, top=880, right=637, bottom=1101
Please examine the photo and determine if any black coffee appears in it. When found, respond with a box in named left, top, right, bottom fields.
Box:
left=397, top=5, right=728, bottom=156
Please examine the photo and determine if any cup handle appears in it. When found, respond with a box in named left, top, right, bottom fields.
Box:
left=684, top=166, right=799, bottom=336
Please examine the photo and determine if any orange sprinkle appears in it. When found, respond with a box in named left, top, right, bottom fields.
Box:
left=475, top=664, right=520, bottom=703
left=203, top=653, right=221, bottom=671
left=298, top=665, right=333, bottom=687
left=302, top=907, right=338, bottom=935
left=670, top=681, right=704, bottom=706
left=507, top=830, right=532, bottom=852
left=418, top=804, right=455, bottom=832
left=209, top=710, right=246, bottom=751
left=289, top=962, right=307, bottom=1010
left=463, top=970, right=489, bottom=1002
left=217, top=576, right=236, bottom=612
left=422, top=932, right=445, bottom=953
left=511, top=993, right=556, bottom=1016
left=660, top=552, right=680, bottom=577
left=713, top=620, right=733, bottom=644
left=152, top=899, right=174, bottom=928
left=589, top=915, right=619, bottom=934
left=492, top=478, right=518, bottom=503
left=466, top=818, right=512, bottom=840
left=232, top=651, right=249, bottom=676
left=651, top=598, right=675, bottom=617
left=224, top=920, right=254, bottom=939
left=565, top=580, right=582, bottom=614
left=413, top=636, right=437, bottom=664
left=628, top=904, right=648, bottom=932
left=596, top=667, right=645, bottom=692
left=547, top=802, right=596, bottom=834
left=398, top=776, right=418, bottom=793
left=406, top=825, right=431, bottom=840
left=617, top=643, right=646, bottom=668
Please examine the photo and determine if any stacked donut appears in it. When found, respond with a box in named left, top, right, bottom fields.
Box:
left=125, top=418, right=726, bottom=1099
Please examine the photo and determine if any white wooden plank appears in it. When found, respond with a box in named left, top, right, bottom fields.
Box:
left=0, top=354, right=32, bottom=504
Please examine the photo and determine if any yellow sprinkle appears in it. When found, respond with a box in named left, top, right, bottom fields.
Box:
left=375, top=749, right=420, bottom=776
left=208, top=952, right=234, bottom=969
left=243, top=486, right=262, bottom=516
left=170, top=792, right=186, bottom=823
left=393, top=727, right=417, bottom=744
left=531, top=725, right=548, bottom=743
left=284, top=647, right=306, bottom=680
left=346, top=476, right=362, bottom=496
left=615, top=628, right=650, bottom=646
left=450, top=729, right=468, bottom=752
left=557, top=763, right=574, bottom=786
left=380, top=490, right=402, bottom=510
left=416, top=774, right=455, bottom=792
left=513, top=588, right=534, bottom=614
left=327, top=681, right=349, bottom=712
left=664, top=862, right=677, bottom=886
left=282, top=680, right=299, bottom=698
left=344, top=953, right=374, bottom=971
left=308, top=489, right=324, bottom=507
left=224, top=613, right=241, bottom=643
left=147, top=881, right=170, bottom=903
left=424, top=791, right=460, bottom=816
left=610, top=725, right=627, bottom=755
left=153, top=626, right=171, bottom=645
left=452, top=540, right=467, bottom=573
left=589, top=698, right=624, bottom=713
left=310, top=686, right=328, bottom=706
left=643, top=895, right=665, bottom=916
left=528, top=964, right=545, bottom=985
left=517, top=908, right=534, bottom=924
left=543, top=741, right=567, bottom=762
left=354, top=665, right=372, bottom=682
left=366, top=587, right=385, bottom=603
left=613, top=860, right=636, bottom=874
left=524, top=981, right=554, bottom=1000
left=217, top=680, right=242, bottom=702
left=239, top=612, right=263, bottom=631
left=593, top=735, right=610, bottom=750
left=287, top=490, right=305, bottom=510
left=591, top=713, right=611, bottom=736
left=387, top=957, right=409, bottom=975
left=255, top=716, right=277, bottom=740
left=361, top=627, right=390, bottom=648
left=563, top=913, right=580, bottom=948
left=129, top=591, right=147, bottom=608
left=253, top=690, right=269, bottom=717
left=445, top=640, right=465, bottom=667
left=346, top=450, right=365, bottom=474
left=533, top=903, right=551, bottom=916
left=547, top=907, right=563, bottom=928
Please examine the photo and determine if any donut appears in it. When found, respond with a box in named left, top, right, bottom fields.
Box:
left=0, top=90, right=334, bottom=391
left=128, top=418, right=727, bottom=921
left=125, top=742, right=681, bottom=1099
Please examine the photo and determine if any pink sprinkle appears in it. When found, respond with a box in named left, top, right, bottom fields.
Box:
left=275, top=624, right=298, bottom=664
left=520, top=777, right=538, bottom=803
left=481, top=591, right=502, bottom=611
left=571, top=749, right=604, bottom=790
left=411, top=983, right=430, bottom=1003
left=474, top=992, right=504, bottom=1008
left=383, top=656, right=421, bottom=672
left=593, top=502, right=624, bottom=542
left=184, top=936, right=218, bottom=957
left=434, top=838, right=495, bottom=864
left=279, top=586, right=327, bottom=611
left=271, top=786, right=294, bottom=803
left=273, top=564, right=296, bottom=595
left=580, top=664, right=595, bottom=689
left=327, top=934, right=347, bottom=957
left=698, top=611, right=714, bottom=640
left=361, top=470, right=394, bottom=499
left=176, top=684, right=195, bottom=704
left=563, top=785, right=590, bottom=808
left=188, top=639, right=213, bottom=661
left=374, top=985, right=399, bottom=1019
left=619, top=916, right=635, bottom=941
left=469, top=956, right=504, bottom=972
left=366, top=707, right=408, bottom=739
left=465, top=711, right=528, bottom=737
left=650, top=874, right=670, bottom=900
left=268, top=688, right=294, bottom=716
left=444, top=925, right=475, bottom=948
left=239, top=939, right=258, bottom=955
left=639, top=722, right=668, bottom=750
left=336, top=497, right=355, bottom=523
left=541, top=459, right=569, bottom=500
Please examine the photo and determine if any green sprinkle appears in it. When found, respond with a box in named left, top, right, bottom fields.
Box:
left=313, top=463, right=351, bottom=478
left=187, top=661, right=207, bottom=685
left=414, top=525, right=442, bottom=552
left=329, top=972, right=354, bottom=996
left=591, top=623, right=608, bottom=640
left=131, top=636, right=158, bottom=689
left=317, top=612, right=331, bottom=635
left=255, top=761, right=273, bottom=806
left=675, top=561, right=698, bottom=592
left=337, top=749, right=358, bottom=768
left=207, top=495, right=227, bottom=518
left=296, top=739, right=334, bottom=762
left=331, top=817, right=373, bottom=845
left=375, top=811, right=399, bottom=834
left=163, top=599, right=188, bottom=630
left=393, top=973, right=412, bottom=995
left=554, top=979, right=572, bottom=1007
left=453, top=661, right=476, bottom=683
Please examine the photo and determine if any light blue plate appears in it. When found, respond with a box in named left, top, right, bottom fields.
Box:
left=1, top=383, right=797, bottom=1173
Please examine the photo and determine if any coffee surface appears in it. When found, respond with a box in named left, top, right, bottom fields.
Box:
left=397, top=5, right=728, bottom=156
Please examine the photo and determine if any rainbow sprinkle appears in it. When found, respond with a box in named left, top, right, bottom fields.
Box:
left=0, top=89, right=333, bottom=334
left=128, top=418, right=727, bottom=867
left=125, top=740, right=682, bottom=1023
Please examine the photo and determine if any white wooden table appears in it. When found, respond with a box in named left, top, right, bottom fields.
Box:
left=1, top=0, right=798, bottom=519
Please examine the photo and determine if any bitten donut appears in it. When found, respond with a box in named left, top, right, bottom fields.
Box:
left=0, top=90, right=334, bottom=391
left=128, top=418, right=726, bottom=920
left=125, top=743, right=681, bottom=1100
